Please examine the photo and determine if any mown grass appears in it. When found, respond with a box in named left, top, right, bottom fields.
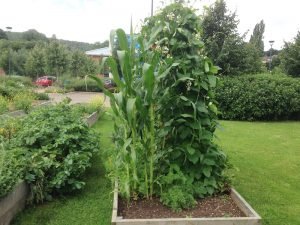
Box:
left=12, top=113, right=114, bottom=225
left=12, top=116, right=300, bottom=225
left=216, top=121, right=300, bottom=225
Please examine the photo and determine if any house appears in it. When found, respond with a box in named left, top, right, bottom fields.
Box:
left=85, top=47, right=111, bottom=62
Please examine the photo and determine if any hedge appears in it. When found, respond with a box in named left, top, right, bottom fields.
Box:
left=63, top=78, right=102, bottom=92
left=216, top=74, right=300, bottom=121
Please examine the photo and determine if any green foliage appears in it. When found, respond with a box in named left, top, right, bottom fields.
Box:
left=142, top=2, right=229, bottom=207
left=0, top=96, right=9, bottom=114
left=249, top=20, right=265, bottom=55
left=22, top=29, right=47, bottom=42
left=34, top=92, right=50, bottom=101
left=0, top=140, right=25, bottom=198
left=216, top=74, right=300, bottom=120
left=161, top=186, right=196, bottom=212
left=202, top=0, right=262, bottom=75
left=45, top=41, right=70, bottom=79
left=13, top=92, right=35, bottom=113
left=279, top=31, right=300, bottom=77
left=92, top=2, right=229, bottom=211
left=70, top=50, right=88, bottom=77
left=202, top=0, right=238, bottom=61
left=85, top=95, right=105, bottom=114
left=0, top=29, right=8, bottom=40
left=62, top=77, right=102, bottom=92
left=11, top=102, right=100, bottom=203
left=25, top=44, right=47, bottom=78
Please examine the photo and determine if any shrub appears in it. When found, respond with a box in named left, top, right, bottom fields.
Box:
left=0, top=140, right=25, bottom=198
left=13, top=92, right=36, bottom=113
left=216, top=74, right=300, bottom=120
left=85, top=95, right=105, bottom=114
left=13, top=102, right=100, bottom=203
left=63, top=78, right=102, bottom=92
left=34, top=92, right=50, bottom=100
left=0, top=96, right=9, bottom=114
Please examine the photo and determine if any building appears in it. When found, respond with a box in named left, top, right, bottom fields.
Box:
left=85, top=47, right=111, bottom=62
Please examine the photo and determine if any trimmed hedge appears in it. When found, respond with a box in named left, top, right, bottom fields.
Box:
left=216, top=74, right=300, bottom=120
left=63, top=78, right=102, bottom=92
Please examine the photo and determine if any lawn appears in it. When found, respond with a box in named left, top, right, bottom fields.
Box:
left=12, top=116, right=300, bottom=225
left=216, top=121, right=300, bottom=225
left=12, top=113, right=114, bottom=225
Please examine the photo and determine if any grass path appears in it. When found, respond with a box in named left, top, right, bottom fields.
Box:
left=12, top=113, right=114, bottom=225
left=217, top=121, right=300, bottom=225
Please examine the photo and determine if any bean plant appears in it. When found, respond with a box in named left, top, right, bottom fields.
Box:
left=141, top=2, right=229, bottom=209
left=93, top=2, right=229, bottom=211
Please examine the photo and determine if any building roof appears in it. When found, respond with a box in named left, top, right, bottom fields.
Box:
left=85, top=47, right=111, bottom=56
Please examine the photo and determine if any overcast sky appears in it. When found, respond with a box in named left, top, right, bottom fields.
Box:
left=0, top=0, right=299, bottom=50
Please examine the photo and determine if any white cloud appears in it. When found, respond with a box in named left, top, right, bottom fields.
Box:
left=0, top=0, right=299, bottom=50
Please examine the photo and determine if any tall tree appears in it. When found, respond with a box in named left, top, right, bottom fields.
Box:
left=202, top=0, right=262, bottom=75
left=279, top=31, right=300, bottom=77
left=22, top=29, right=47, bottom=41
left=202, top=0, right=238, bottom=61
left=46, top=41, right=70, bottom=80
left=249, top=20, right=265, bottom=55
left=0, top=29, right=8, bottom=40
left=70, top=50, right=87, bottom=77
left=25, top=44, right=47, bottom=78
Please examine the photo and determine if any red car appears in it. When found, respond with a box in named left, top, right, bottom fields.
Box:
left=35, top=76, right=56, bottom=87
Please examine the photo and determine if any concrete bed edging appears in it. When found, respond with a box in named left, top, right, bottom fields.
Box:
left=85, top=111, right=100, bottom=127
left=0, top=182, right=29, bottom=225
left=112, top=183, right=261, bottom=225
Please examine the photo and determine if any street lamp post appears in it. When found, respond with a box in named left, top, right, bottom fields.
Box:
left=269, top=40, right=275, bottom=72
left=151, top=0, right=154, bottom=16
left=6, top=26, right=12, bottom=75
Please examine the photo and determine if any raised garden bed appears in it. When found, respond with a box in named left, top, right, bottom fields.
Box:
left=112, top=184, right=261, bottom=225
left=0, top=182, right=29, bottom=225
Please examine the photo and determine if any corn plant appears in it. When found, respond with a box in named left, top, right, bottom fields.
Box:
left=90, top=28, right=177, bottom=200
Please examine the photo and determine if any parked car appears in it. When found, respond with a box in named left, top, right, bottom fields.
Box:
left=35, top=76, right=56, bottom=87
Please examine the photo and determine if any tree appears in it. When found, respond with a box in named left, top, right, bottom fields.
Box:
left=22, top=29, right=47, bottom=41
left=279, top=31, right=300, bottom=77
left=202, top=0, right=262, bottom=75
left=70, top=50, right=87, bottom=77
left=249, top=20, right=265, bottom=55
left=25, top=44, right=47, bottom=78
left=46, top=41, right=70, bottom=80
left=202, top=0, right=238, bottom=61
left=0, top=29, right=8, bottom=40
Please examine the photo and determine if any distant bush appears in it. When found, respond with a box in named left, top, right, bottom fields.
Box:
left=216, top=74, right=300, bottom=120
left=34, top=92, right=50, bottom=100
left=63, top=78, right=102, bottom=92
left=85, top=95, right=105, bottom=114
left=13, top=92, right=36, bottom=113
left=0, top=96, right=9, bottom=114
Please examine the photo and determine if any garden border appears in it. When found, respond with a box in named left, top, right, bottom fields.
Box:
left=0, top=101, right=52, bottom=118
left=0, top=182, right=29, bottom=225
left=111, top=183, right=261, bottom=225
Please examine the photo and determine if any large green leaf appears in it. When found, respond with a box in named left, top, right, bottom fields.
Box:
left=143, top=63, right=155, bottom=101
left=116, top=29, right=129, bottom=52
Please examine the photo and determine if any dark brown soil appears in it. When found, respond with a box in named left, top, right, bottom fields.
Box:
left=118, top=193, right=245, bottom=219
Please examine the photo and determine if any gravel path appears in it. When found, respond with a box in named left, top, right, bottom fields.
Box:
left=48, top=92, right=110, bottom=107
